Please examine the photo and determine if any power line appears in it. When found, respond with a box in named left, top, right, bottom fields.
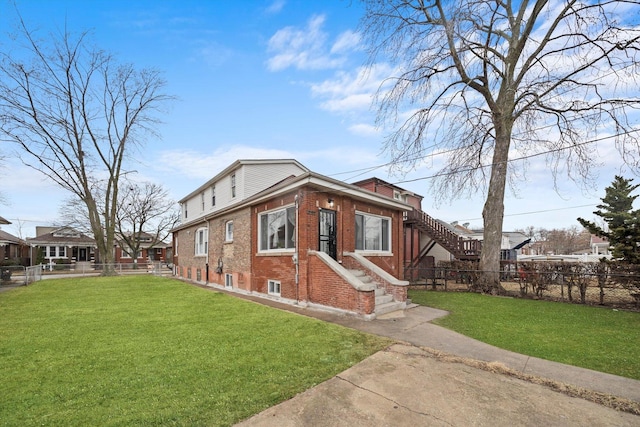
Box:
left=392, top=128, right=640, bottom=186
left=452, top=203, right=598, bottom=223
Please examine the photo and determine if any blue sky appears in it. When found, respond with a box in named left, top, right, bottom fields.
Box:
left=0, top=0, right=633, bottom=238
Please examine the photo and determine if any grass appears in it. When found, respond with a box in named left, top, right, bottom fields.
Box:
left=409, top=290, right=640, bottom=380
left=0, top=276, right=391, bottom=426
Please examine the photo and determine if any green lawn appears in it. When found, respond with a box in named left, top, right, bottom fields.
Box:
left=0, top=276, right=391, bottom=426
left=409, top=290, right=640, bottom=380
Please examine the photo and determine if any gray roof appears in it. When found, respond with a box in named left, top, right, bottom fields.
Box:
left=27, top=227, right=96, bottom=246
left=0, top=229, right=24, bottom=244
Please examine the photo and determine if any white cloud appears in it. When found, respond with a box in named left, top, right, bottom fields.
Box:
left=330, top=30, right=361, bottom=54
left=348, top=123, right=380, bottom=137
left=266, top=14, right=354, bottom=71
left=320, top=93, right=372, bottom=113
left=310, top=64, right=395, bottom=117
left=265, top=0, right=286, bottom=15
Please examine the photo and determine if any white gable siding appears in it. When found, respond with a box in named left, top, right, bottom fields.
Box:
left=243, top=163, right=305, bottom=196
left=180, top=160, right=307, bottom=224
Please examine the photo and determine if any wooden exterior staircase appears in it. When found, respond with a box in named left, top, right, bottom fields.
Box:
left=404, top=209, right=482, bottom=263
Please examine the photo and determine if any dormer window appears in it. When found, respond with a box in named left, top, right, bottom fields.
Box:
left=53, top=229, right=80, bottom=238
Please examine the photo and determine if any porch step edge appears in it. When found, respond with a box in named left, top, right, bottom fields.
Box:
left=375, top=294, right=394, bottom=305
left=374, top=301, right=406, bottom=316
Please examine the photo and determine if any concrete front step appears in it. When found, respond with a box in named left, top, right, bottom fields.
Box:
left=374, top=300, right=406, bottom=316
left=349, top=269, right=404, bottom=315
left=375, top=293, right=394, bottom=305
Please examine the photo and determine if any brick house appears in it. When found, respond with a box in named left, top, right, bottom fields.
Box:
left=27, top=226, right=97, bottom=266
left=351, top=177, right=482, bottom=282
left=114, top=231, right=172, bottom=265
left=0, top=229, right=30, bottom=266
left=172, top=159, right=411, bottom=319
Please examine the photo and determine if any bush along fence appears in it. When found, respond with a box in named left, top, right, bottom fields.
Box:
left=405, top=260, right=640, bottom=310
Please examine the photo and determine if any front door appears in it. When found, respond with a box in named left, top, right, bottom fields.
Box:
left=79, top=248, right=87, bottom=261
left=319, top=209, right=337, bottom=260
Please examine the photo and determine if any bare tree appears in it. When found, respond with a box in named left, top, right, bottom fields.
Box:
left=115, top=181, right=179, bottom=267
left=360, top=0, right=640, bottom=292
left=0, top=17, right=172, bottom=274
left=60, top=180, right=178, bottom=267
left=0, top=154, right=8, bottom=207
left=516, top=225, right=591, bottom=254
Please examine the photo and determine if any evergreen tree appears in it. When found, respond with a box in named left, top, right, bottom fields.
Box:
left=578, top=176, right=640, bottom=264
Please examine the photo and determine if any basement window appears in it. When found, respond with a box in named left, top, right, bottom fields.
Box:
left=268, top=279, right=281, bottom=296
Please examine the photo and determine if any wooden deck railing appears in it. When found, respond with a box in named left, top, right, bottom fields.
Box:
left=404, top=210, right=481, bottom=260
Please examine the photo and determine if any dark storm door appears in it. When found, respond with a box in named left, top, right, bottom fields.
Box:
left=79, top=248, right=87, bottom=261
left=319, top=209, right=337, bottom=260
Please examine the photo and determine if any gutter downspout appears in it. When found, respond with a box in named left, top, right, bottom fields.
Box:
left=205, top=218, right=210, bottom=284
left=294, top=193, right=300, bottom=303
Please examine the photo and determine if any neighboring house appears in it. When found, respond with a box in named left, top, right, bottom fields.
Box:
left=458, top=228, right=529, bottom=260
left=114, top=231, right=172, bottom=264
left=590, top=235, right=610, bottom=255
left=173, top=159, right=411, bottom=319
left=351, top=178, right=482, bottom=281
left=27, top=226, right=97, bottom=264
left=0, top=229, right=30, bottom=265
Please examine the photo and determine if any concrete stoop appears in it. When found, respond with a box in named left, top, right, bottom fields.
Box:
left=349, top=269, right=407, bottom=317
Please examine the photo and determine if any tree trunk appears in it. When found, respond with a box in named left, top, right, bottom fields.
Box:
left=476, top=120, right=510, bottom=294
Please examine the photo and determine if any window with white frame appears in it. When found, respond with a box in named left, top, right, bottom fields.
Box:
left=259, top=206, right=296, bottom=251
left=200, top=192, right=205, bottom=211
left=121, top=247, right=141, bottom=259
left=355, top=212, right=390, bottom=252
left=183, top=203, right=188, bottom=219
left=45, top=246, right=67, bottom=258
left=230, top=174, right=236, bottom=198
left=225, top=221, right=233, bottom=242
left=211, top=185, right=216, bottom=207
left=195, top=227, right=208, bottom=256
left=225, top=273, right=233, bottom=288
left=268, top=279, right=281, bottom=296
left=393, top=190, right=407, bottom=203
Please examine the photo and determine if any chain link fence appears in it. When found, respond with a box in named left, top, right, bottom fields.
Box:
left=0, top=265, right=43, bottom=287
left=406, top=260, right=640, bottom=310
left=1, top=262, right=172, bottom=288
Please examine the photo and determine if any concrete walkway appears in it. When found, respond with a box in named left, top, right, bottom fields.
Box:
left=219, top=287, right=640, bottom=426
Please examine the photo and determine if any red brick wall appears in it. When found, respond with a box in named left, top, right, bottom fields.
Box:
left=307, top=253, right=375, bottom=314
left=251, top=192, right=300, bottom=299
left=250, top=186, right=404, bottom=314
left=341, top=198, right=404, bottom=279
left=114, top=247, right=168, bottom=264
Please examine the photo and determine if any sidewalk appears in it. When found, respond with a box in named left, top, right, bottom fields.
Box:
left=220, top=287, right=640, bottom=426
